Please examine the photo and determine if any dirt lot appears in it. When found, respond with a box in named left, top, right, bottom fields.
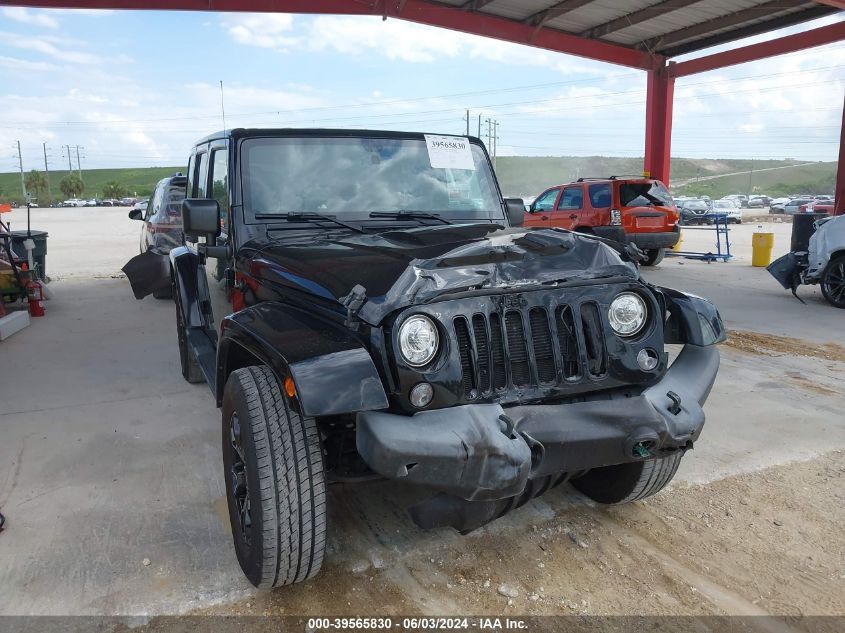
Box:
left=0, top=207, right=843, bottom=621
left=196, top=451, right=844, bottom=618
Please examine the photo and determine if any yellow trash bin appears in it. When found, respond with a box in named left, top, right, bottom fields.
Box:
left=751, top=232, right=774, bottom=267
left=672, top=230, right=683, bottom=252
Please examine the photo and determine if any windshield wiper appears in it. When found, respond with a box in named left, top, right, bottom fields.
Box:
left=368, top=211, right=453, bottom=225
left=256, top=212, right=364, bottom=233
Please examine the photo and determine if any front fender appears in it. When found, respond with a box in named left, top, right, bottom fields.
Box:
left=170, top=246, right=213, bottom=331
left=657, top=287, right=726, bottom=346
left=121, top=248, right=170, bottom=299
left=218, top=302, right=389, bottom=417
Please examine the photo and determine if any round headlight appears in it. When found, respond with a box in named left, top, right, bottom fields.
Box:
left=398, top=315, right=439, bottom=367
left=608, top=292, right=647, bottom=337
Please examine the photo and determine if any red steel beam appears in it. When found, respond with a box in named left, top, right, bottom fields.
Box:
left=836, top=93, right=845, bottom=216
left=0, top=0, right=372, bottom=11
left=669, top=20, right=845, bottom=77
left=643, top=63, right=675, bottom=185
left=395, top=1, right=659, bottom=69
left=813, top=0, right=845, bottom=8
left=0, top=0, right=661, bottom=70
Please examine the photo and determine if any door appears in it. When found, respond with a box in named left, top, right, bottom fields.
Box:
left=548, top=185, right=583, bottom=230
left=203, top=142, right=232, bottom=335
left=141, top=182, right=162, bottom=253
left=586, top=183, right=611, bottom=228
left=524, top=187, right=560, bottom=227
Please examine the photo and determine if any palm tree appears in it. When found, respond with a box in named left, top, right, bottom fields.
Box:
left=24, top=170, right=49, bottom=201
left=59, top=174, right=85, bottom=199
left=102, top=181, right=125, bottom=199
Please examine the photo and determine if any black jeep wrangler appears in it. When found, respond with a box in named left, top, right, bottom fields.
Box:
left=124, top=129, right=724, bottom=589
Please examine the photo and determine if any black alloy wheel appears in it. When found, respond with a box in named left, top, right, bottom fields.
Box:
left=227, top=411, right=252, bottom=546
left=821, top=254, right=845, bottom=308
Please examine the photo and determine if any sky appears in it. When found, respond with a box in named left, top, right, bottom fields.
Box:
left=0, top=6, right=843, bottom=173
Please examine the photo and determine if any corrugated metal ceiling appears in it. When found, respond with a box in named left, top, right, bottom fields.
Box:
left=444, top=0, right=841, bottom=57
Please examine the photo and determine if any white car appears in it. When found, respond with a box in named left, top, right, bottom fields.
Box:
left=711, top=199, right=742, bottom=224
left=769, top=215, right=845, bottom=308
left=61, top=198, right=85, bottom=207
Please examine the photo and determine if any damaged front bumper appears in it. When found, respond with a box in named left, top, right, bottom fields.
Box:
left=356, top=344, right=718, bottom=506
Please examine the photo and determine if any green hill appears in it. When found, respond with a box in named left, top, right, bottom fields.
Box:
left=0, top=157, right=835, bottom=205
left=494, top=156, right=831, bottom=198
left=0, top=166, right=185, bottom=205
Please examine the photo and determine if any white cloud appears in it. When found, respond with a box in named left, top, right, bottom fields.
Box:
left=0, top=54, right=60, bottom=72
left=0, top=31, right=106, bottom=65
left=221, top=13, right=618, bottom=75
left=48, top=9, right=114, bottom=17
left=222, top=14, right=297, bottom=51
left=1, top=7, right=60, bottom=29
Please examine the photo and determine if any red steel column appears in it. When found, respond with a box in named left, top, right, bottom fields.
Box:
left=644, top=62, right=675, bottom=185
left=835, top=92, right=845, bottom=216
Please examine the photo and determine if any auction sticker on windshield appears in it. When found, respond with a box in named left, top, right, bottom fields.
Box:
left=424, top=134, right=475, bottom=170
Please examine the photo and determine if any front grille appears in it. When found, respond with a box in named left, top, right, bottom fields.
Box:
left=452, top=302, right=608, bottom=397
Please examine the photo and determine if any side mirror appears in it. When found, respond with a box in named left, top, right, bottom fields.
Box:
left=504, top=198, right=525, bottom=228
left=182, top=198, right=221, bottom=242
left=129, top=208, right=143, bottom=220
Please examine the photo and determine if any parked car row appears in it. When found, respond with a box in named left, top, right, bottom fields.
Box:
left=770, top=195, right=836, bottom=215
left=60, top=196, right=149, bottom=208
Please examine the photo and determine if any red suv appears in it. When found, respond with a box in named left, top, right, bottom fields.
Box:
left=525, top=177, right=680, bottom=266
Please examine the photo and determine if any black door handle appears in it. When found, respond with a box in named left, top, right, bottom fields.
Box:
left=541, top=215, right=549, bottom=220
left=569, top=214, right=578, bottom=220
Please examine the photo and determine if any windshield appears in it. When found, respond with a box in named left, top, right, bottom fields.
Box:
left=686, top=200, right=708, bottom=210
left=618, top=181, right=673, bottom=208
left=714, top=201, right=733, bottom=208
left=240, top=136, right=503, bottom=223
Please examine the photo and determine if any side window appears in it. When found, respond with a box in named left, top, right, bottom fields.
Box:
left=209, top=149, right=229, bottom=232
left=186, top=154, right=196, bottom=197
left=195, top=152, right=209, bottom=198
left=588, top=184, right=611, bottom=208
left=557, top=186, right=583, bottom=210
left=147, top=184, right=163, bottom=219
left=534, top=188, right=559, bottom=212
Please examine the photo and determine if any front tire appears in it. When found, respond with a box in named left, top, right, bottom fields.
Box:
left=222, top=366, right=327, bottom=588
left=641, top=248, right=666, bottom=267
left=821, top=254, right=845, bottom=309
left=572, top=452, right=683, bottom=504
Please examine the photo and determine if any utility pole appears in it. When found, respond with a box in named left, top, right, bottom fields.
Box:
left=15, top=140, right=25, bottom=198
left=748, top=157, right=754, bottom=197
left=43, top=142, right=51, bottom=202
left=485, top=118, right=491, bottom=152
left=464, top=109, right=470, bottom=136
left=75, top=145, right=84, bottom=182
left=477, top=114, right=481, bottom=138
left=492, top=120, right=499, bottom=171
left=64, top=144, right=72, bottom=174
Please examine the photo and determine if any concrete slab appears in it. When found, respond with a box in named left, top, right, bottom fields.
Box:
left=0, top=209, right=842, bottom=616
left=0, top=310, right=29, bottom=340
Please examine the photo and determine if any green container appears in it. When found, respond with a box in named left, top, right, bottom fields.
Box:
left=10, top=230, right=48, bottom=281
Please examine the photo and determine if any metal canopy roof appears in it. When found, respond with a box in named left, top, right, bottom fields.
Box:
left=451, top=0, right=841, bottom=58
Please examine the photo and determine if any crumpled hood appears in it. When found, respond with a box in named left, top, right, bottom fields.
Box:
left=246, top=223, right=639, bottom=325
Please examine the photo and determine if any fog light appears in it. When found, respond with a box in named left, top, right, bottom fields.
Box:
left=637, top=348, right=659, bottom=371
left=409, top=382, right=434, bottom=408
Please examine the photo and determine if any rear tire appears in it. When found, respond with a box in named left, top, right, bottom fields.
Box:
left=572, top=452, right=683, bottom=504
left=821, top=254, right=845, bottom=309
left=174, top=278, right=204, bottom=384
left=641, top=248, right=666, bottom=267
left=222, top=366, right=327, bottom=588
